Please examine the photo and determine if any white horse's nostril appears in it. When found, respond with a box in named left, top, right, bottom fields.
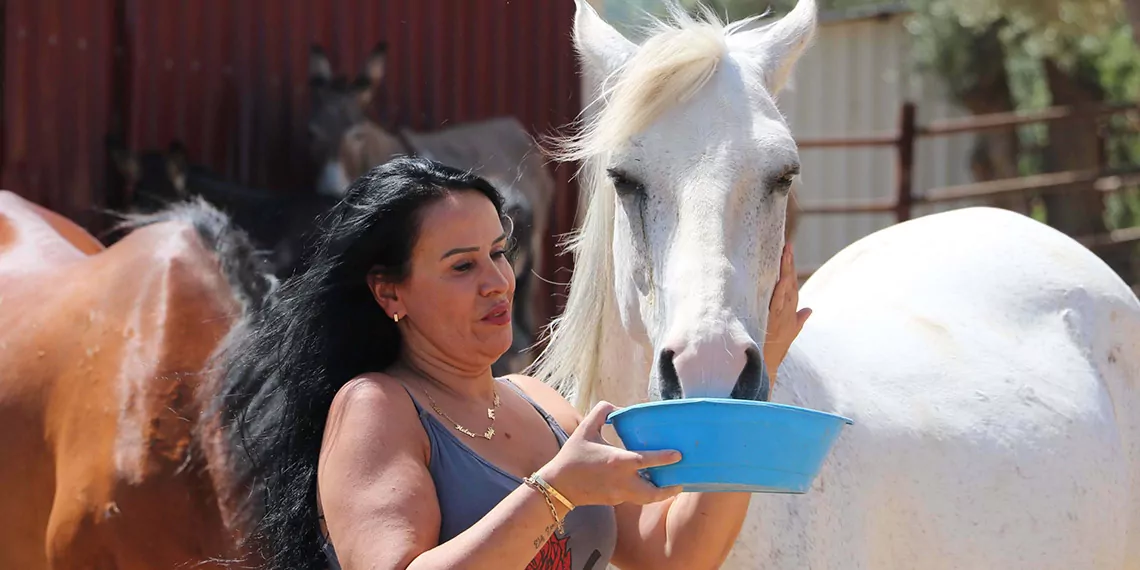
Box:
left=730, top=347, right=769, bottom=402
left=658, top=333, right=760, bottom=400
left=658, top=349, right=683, bottom=400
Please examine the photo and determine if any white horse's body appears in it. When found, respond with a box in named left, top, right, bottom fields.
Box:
left=602, top=207, right=1140, bottom=568
left=532, top=1, right=1140, bottom=568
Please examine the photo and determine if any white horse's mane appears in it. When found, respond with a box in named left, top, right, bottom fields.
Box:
left=529, top=3, right=777, bottom=411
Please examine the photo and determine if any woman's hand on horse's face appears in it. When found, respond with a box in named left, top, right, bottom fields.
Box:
left=537, top=401, right=683, bottom=507
left=763, top=242, right=811, bottom=377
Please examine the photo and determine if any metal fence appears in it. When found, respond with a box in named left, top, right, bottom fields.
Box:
left=794, top=101, right=1140, bottom=283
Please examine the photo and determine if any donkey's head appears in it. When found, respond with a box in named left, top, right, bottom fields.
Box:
left=308, top=43, right=406, bottom=196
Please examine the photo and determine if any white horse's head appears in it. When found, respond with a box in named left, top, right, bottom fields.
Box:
left=532, top=0, right=816, bottom=409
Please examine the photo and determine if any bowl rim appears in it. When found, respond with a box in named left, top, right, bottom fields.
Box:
left=605, top=397, right=855, bottom=426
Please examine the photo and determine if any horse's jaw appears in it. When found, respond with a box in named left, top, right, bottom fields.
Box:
left=593, top=293, right=655, bottom=408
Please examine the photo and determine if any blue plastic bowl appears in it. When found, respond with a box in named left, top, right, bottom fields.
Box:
left=605, top=398, right=853, bottom=494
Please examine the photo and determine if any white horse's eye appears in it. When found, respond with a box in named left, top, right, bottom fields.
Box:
left=606, top=168, right=645, bottom=197
left=771, top=166, right=800, bottom=193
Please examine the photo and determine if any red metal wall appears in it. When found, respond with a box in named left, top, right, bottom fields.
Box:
left=2, top=0, right=119, bottom=231
left=3, top=0, right=582, bottom=324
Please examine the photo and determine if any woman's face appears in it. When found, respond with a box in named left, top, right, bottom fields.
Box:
left=379, top=189, right=516, bottom=369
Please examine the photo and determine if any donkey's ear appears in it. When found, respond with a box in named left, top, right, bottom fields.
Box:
left=572, top=0, right=636, bottom=100
left=362, top=42, right=388, bottom=86
left=309, top=44, right=333, bottom=85
left=106, top=135, right=136, bottom=179
left=165, top=140, right=189, bottom=178
left=163, top=140, right=190, bottom=195
left=109, top=146, right=139, bottom=182
left=356, top=41, right=388, bottom=106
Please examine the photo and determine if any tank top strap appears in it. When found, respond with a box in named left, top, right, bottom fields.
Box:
left=399, top=378, right=570, bottom=459
left=400, top=383, right=428, bottom=416
left=497, top=377, right=571, bottom=444
left=399, top=383, right=453, bottom=466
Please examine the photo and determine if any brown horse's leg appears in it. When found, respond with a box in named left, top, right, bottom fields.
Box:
left=0, top=411, right=56, bottom=570
left=44, top=483, right=118, bottom=570
left=44, top=458, right=237, bottom=570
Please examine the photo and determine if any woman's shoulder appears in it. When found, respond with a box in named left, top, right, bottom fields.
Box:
left=324, top=373, right=428, bottom=458
left=501, top=374, right=582, bottom=435
left=330, top=372, right=416, bottom=415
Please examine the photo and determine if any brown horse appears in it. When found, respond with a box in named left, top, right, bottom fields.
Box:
left=0, top=190, right=275, bottom=569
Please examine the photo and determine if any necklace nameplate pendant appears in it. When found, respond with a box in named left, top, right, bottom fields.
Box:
left=425, top=386, right=501, bottom=441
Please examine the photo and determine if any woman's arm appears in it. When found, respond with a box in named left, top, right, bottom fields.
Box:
left=511, top=378, right=750, bottom=570
left=509, top=243, right=811, bottom=570
left=319, top=376, right=677, bottom=570
left=610, top=492, right=751, bottom=570
left=319, top=377, right=571, bottom=570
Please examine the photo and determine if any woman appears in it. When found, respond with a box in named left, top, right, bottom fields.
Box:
left=219, top=157, right=811, bottom=570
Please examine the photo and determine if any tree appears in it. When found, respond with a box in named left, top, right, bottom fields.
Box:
left=694, top=0, right=1138, bottom=48
left=935, top=0, right=1140, bottom=52
left=1127, top=0, right=1140, bottom=44
left=682, top=0, right=875, bottom=21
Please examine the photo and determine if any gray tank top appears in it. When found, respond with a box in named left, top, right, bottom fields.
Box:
left=323, top=378, right=617, bottom=570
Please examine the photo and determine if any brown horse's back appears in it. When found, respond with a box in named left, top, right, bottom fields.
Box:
left=0, top=191, right=269, bottom=569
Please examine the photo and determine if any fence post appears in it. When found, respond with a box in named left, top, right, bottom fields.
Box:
left=895, top=102, right=917, bottom=223
left=1094, top=117, right=1108, bottom=173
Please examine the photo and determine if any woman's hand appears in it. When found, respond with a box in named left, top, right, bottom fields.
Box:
left=537, top=401, right=683, bottom=508
left=763, top=242, right=812, bottom=382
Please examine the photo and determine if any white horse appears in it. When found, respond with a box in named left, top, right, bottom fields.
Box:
left=530, top=1, right=1140, bottom=568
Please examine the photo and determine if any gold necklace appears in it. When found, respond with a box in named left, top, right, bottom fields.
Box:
left=414, top=377, right=501, bottom=440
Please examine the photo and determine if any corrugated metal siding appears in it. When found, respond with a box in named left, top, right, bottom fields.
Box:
left=2, top=0, right=582, bottom=326
left=2, top=0, right=118, bottom=230
left=119, top=0, right=579, bottom=198
left=116, top=0, right=584, bottom=247
left=776, top=11, right=977, bottom=269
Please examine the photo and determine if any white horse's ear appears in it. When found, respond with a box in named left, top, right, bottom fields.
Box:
left=739, top=0, right=817, bottom=95
left=573, top=0, right=637, bottom=98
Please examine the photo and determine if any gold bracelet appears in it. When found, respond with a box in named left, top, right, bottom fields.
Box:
left=523, top=475, right=565, bottom=535
left=529, top=473, right=575, bottom=512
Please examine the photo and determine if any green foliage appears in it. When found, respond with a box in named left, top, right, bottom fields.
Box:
left=905, top=0, right=1140, bottom=234
left=939, top=0, right=1122, bottom=59
left=903, top=0, right=1002, bottom=100
left=1094, top=24, right=1140, bottom=230
left=674, top=0, right=883, bottom=22
left=694, top=0, right=1125, bottom=53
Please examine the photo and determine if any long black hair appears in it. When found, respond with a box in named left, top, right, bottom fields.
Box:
left=211, top=157, right=506, bottom=570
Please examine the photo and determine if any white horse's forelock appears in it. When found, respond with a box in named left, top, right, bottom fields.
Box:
left=530, top=3, right=775, bottom=411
